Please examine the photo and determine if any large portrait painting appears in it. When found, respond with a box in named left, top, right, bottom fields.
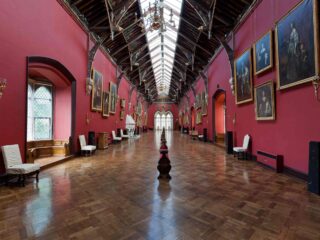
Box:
left=275, top=0, right=319, bottom=90
left=254, top=31, right=273, bottom=75
left=234, top=49, right=253, bottom=104
left=109, top=82, right=117, bottom=114
left=196, top=111, right=202, bottom=125
left=255, top=81, right=275, bottom=121
left=91, top=70, right=103, bottom=111
left=201, top=91, right=207, bottom=116
left=102, top=91, right=110, bottom=117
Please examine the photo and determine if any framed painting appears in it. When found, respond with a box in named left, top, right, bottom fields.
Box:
left=102, top=91, right=110, bottom=117
left=275, top=0, right=319, bottom=90
left=254, top=30, right=273, bottom=75
left=120, top=110, right=125, bottom=120
left=196, top=94, right=201, bottom=109
left=201, top=91, right=207, bottom=116
left=91, top=69, right=103, bottom=111
left=109, top=82, right=117, bottom=114
left=196, top=111, right=202, bottom=125
left=136, top=101, right=142, bottom=116
left=234, top=48, right=253, bottom=104
left=120, top=99, right=126, bottom=108
left=254, top=81, right=275, bottom=120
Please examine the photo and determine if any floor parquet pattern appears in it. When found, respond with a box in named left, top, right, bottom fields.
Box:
left=0, top=132, right=319, bottom=240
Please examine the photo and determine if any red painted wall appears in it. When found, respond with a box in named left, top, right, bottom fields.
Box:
left=0, top=0, right=139, bottom=172
left=179, top=0, right=319, bottom=174
left=54, top=86, right=71, bottom=140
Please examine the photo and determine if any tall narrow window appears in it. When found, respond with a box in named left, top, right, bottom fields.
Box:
left=27, top=82, right=53, bottom=140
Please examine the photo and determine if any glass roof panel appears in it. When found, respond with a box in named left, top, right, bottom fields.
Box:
left=139, top=0, right=183, bottom=96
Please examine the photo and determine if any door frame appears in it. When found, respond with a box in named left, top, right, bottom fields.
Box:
left=212, top=89, right=226, bottom=144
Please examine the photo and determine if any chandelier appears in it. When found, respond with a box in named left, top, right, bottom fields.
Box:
left=141, top=0, right=176, bottom=32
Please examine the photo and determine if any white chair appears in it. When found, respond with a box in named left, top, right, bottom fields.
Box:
left=233, top=134, right=250, bottom=160
left=112, top=131, right=122, bottom=143
left=1, top=144, right=40, bottom=186
left=79, top=135, right=96, bottom=156
left=120, top=129, right=129, bottom=139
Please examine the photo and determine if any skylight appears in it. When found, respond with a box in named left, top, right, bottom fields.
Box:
left=139, top=0, right=183, bottom=96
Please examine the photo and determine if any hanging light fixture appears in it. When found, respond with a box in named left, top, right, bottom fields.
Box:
left=142, top=0, right=176, bottom=32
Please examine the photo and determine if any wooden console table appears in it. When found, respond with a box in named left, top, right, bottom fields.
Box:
left=98, top=132, right=109, bottom=150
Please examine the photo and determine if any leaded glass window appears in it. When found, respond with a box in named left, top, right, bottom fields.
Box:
left=27, top=82, right=53, bottom=140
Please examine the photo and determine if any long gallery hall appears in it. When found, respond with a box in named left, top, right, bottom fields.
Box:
left=1, top=0, right=320, bottom=239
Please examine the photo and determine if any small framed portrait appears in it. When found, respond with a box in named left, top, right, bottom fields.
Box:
left=254, top=81, right=275, bottom=121
left=102, top=91, right=110, bottom=117
left=254, top=30, right=273, bottom=75
left=120, top=99, right=126, bottom=108
left=234, top=48, right=253, bottom=104
left=275, top=0, right=319, bottom=90
left=91, top=69, right=103, bottom=111
left=109, top=82, right=117, bottom=114
left=120, top=110, right=125, bottom=120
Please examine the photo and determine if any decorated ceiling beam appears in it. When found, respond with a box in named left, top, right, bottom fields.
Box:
left=208, top=0, right=217, bottom=39
left=116, top=66, right=124, bottom=92
left=199, top=71, right=209, bottom=95
left=185, top=0, right=209, bottom=28
left=190, top=85, right=197, bottom=99
left=86, top=34, right=108, bottom=95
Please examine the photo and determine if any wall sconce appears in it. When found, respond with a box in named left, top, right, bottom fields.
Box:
left=312, top=77, right=320, bottom=101
left=0, top=78, right=7, bottom=99
left=86, top=113, right=93, bottom=125
left=229, top=77, right=235, bottom=96
left=232, top=113, right=236, bottom=125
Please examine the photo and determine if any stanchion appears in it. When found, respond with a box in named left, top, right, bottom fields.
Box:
left=157, top=128, right=171, bottom=180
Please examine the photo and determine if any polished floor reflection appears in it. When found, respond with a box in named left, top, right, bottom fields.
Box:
left=0, top=131, right=319, bottom=240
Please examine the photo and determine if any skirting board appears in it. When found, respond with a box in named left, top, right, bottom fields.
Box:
left=256, top=159, right=308, bottom=181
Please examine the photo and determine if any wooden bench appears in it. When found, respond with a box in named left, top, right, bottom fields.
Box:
left=27, top=140, right=70, bottom=163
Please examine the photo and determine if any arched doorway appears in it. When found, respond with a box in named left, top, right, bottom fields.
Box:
left=212, top=90, right=226, bottom=146
left=154, top=111, right=173, bottom=131
left=26, top=56, right=76, bottom=158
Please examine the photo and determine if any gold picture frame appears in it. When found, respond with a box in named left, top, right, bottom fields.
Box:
left=109, top=82, right=117, bottom=114
left=253, top=30, right=274, bottom=75
left=102, top=91, right=110, bottom=117
left=254, top=81, right=275, bottom=121
left=120, top=99, right=126, bottom=108
left=234, top=48, right=253, bottom=105
left=91, top=69, right=103, bottom=112
left=120, top=110, right=125, bottom=120
left=275, top=0, right=319, bottom=90
left=196, top=111, right=202, bottom=125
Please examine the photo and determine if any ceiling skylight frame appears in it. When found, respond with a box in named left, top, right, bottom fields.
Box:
left=139, top=0, right=183, bottom=96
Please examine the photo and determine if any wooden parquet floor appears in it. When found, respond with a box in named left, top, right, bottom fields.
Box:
left=0, top=131, right=320, bottom=240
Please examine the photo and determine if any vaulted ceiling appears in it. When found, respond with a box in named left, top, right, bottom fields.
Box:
left=63, top=0, right=254, bottom=103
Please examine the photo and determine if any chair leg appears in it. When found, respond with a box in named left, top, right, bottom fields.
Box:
left=36, top=170, right=39, bottom=183
left=17, top=175, right=21, bottom=184
left=5, top=175, right=9, bottom=186
left=21, top=175, right=25, bottom=187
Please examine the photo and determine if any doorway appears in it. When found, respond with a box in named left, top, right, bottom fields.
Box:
left=212, top=90, right=226, bottom=146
